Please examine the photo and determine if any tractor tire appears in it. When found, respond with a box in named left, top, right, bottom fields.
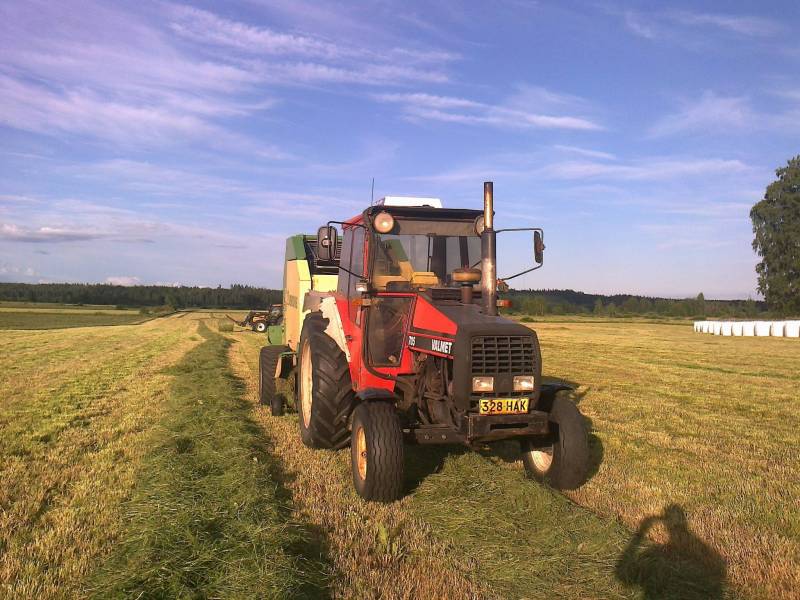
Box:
left=255, top=322, right=267, bottom=333
left=350, top=401, right=404, bottom=502
left=296, top=313, right=355, bottom=449
left=259, top=345, right=286, bottom=416
left=521, top=396, right=589, bottom=490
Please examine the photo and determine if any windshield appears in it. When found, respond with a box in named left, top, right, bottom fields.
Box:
left=372, top=233, right=481, bottom=289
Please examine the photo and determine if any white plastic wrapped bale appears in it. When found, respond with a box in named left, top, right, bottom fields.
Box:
left=711, top=322, right=722, bottom=335
left=785, top=321, right=800, bottom=338
left=742, top=321, right=756, bottom=336
left=702, top=322, right=711, bottom=333
left=732, top=322, right=744, bottom=336
left=755, top=321, right=772, bottom=336
left=771, top=321, right=786, bottom=337
left=721, top=322, right=733, bottom=336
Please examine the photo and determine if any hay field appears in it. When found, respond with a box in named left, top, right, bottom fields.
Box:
left=1, top=310, right=797, bottom=599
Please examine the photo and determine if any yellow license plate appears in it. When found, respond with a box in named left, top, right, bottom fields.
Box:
left=478, top=398, right=529, bottom=415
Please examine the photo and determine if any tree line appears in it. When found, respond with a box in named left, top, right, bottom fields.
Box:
left=505, top=290, right=766, bottom=319
left=0, top=283, right=281, bottom=309
left=0, top=281, right=766, bottom=318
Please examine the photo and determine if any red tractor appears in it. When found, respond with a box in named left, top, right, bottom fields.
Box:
left=260, top=182, right=589, bottom=502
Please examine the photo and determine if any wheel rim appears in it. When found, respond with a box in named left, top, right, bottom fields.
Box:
left=257, top=323, right=266, bottom=332
left=530, top=446, right=553, bottom=473
left=300, top=341, right=313, bottom=428
left=355, top=425, right=367, bottom=480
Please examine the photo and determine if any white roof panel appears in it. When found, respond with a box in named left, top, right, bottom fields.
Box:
left=377, top=196, right=443, bottom=208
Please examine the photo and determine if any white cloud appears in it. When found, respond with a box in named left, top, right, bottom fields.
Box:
left=105, top=276, right=141, bottom=286
left=649, top=92, right=754, bottom=137
left=623, top=12, right=657, bottom=40
left=668, top=11, right=779, bottom=37
left=373, top=91, right=602, bottom=131
left=0, top=223, right=107, bottom=243
left=554, top=145, right=617, bottom=160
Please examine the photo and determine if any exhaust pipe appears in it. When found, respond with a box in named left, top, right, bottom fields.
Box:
left=481, top=181, right=497, bottom=316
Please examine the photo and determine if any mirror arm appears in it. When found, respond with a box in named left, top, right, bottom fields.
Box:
left=500, top=263, right=543, bottom=282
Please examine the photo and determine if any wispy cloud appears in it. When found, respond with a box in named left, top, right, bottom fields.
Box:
left=0, top=223, right=108, bottom=243
left=616, top=8, right=780, bottom=42
left=650, top=90, right=800, bottom=137
left=553, top=145, right=616, bottom=160
left=649, top=92, right=754, bottom=137
left=373, top=90, right=602, bottom=131
left=668, top=11, right=780, bottom=37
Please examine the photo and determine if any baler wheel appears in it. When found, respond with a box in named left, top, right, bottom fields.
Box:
left=521, top=396, right=589, bottom=490
left=350, top=401, right=404, bottom=502
left=296, top=313, right=355, bottom=449
left=255, top=322, right=267, bottom=333
left=259, top=345, right=286, bottom=416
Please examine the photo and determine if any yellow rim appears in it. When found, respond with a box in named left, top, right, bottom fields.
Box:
left=530, top=447, right=553, bottom=473
left=355, top=425, right=367, bottom=480
left=300, top=342, right=313, bottom=428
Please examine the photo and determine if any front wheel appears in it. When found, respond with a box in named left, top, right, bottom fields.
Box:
left=521, top=396, right=589, bottom=490
left=350, top=402, right=404, bottom=502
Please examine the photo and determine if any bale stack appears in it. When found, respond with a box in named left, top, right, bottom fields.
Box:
left=694, top=320, right=798, bottom=338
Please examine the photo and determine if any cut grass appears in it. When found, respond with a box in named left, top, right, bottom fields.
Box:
left=0, top=315, right=199, bottom=598
left=233, top=320, right=799, bottom=599
left=0, top=309, right=150, bottom=329
left=90, top=322, right=328, bottom=598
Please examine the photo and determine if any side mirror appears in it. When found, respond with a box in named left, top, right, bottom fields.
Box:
left=317, top=225, right=338, bottom=262
left=534, top=230, right=545, bottom=265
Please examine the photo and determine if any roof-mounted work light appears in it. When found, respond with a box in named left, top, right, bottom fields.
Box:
left=373, top=211, right=395, bottom=233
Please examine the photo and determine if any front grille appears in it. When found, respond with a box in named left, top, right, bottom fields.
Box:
left=471, top=335, right=536, bottom=375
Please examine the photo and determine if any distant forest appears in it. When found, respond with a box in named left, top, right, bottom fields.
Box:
left=0, top=282, right=765, bottom=317
left=505, top=289, right=766, bottom=318
left=0, top=283, right=281, bottom=309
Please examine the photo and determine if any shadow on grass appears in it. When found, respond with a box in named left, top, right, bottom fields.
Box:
left=404, top=444, right=468, bottom=494
left=616, top=504, right=727, bottom=599
left=227, top=361, right=332, bottom=600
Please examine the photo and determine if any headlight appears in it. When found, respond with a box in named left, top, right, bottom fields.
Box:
left=373, top=211, right=395, bottom=233
left=513, top=376, right=535, bottom=391
left=472, top=376, right=494, bottom=392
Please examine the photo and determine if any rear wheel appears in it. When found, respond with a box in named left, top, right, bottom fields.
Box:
left=259, top=346, right=286, bottom=415
left=521, top=396, right=589, bottom=490
left=255, top=321, right=267, bottom=333
left=350, top=402, right=404, bottom=502
left=296, top=313, right=355, bottom=449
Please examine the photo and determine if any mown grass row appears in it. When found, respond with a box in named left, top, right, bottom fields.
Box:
left=90, top=322, right=329, bottom=598
left=231, top=331, right=733, bottom=599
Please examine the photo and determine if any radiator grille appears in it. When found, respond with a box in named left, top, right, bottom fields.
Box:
left=471, top=336, right=536, bottom=375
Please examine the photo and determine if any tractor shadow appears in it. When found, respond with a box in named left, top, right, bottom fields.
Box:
left=228, top=369, right=332, bottom=599
left=404, top=444, right=468, bottom=494
left=615, top=504, right=727, bottom=599
left=483, top=377, right=604, bottom=484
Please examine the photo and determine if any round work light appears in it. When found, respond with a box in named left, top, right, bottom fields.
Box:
left=373, top=211, right=395, bottom=233
left=474, top=214, right=485, bottom=236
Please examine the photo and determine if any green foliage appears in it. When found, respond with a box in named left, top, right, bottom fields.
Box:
left=751, top=155, right=800, bottom=316
left=0, top=282, right=280, bottom=309
left=506, top=289, right=765, bottom=318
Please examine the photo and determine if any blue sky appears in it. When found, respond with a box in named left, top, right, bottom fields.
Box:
left=1, top=1, right=798, bottom=298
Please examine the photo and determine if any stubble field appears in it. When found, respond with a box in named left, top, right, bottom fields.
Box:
left=0, top=310, right=797, bottom=599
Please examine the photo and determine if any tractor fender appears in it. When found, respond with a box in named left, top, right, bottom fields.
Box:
left=349, top=388, right=400, bottom=429
left=316, top=296, right=351, bottom=363
left=538, top=382, right=575, bottom=412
